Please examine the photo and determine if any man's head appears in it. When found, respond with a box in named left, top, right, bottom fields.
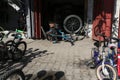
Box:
left=49, top=21, right=55, bottom=28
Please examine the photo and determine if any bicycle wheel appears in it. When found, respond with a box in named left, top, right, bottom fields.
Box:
left=96, top=64, right=117, bottom=80
left=63, top=15, right=82, bottom=33
left=5, top=40, right=27, bottom=60
left=5, top=40, right=13, bottom=49
left=0, top=69, right=25, bottom=80
left=16, top=41, right=27, bottom=54
left=0, top=41, right=7, bottom=61
left=86, top=48, right=99, bottom=68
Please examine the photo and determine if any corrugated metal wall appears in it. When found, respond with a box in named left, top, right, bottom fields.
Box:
left=92, top=0, right=115, bottom=41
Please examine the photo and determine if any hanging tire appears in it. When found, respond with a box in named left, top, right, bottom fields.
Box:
left=63, top=15, right=82, bottom=34
left=0, top=69, right=25, bottom=80
left=96, top=64, right=117, bottom=80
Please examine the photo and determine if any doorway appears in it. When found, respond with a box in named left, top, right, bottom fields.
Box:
left=41, top=0, right=87, bottom=33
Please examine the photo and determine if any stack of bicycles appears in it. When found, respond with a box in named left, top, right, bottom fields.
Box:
left=87, top=33, right=120, bottom=80
left=0, top=31, right=27, bottom=80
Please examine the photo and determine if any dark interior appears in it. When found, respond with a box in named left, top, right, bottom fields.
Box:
left=0, top=0, right=8, bottom=29
left=41, top=0, right=85, bottom=32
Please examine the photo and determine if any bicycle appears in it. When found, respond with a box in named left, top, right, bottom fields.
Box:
left=94, top=33, right=117, bottom=80
left=87, top=33, right=118, bottom=68
left=86, top=40, right=102, bottom=68
left=5, top=32, right=27, bottom=61
left=46, top=29, right=75, bottom=45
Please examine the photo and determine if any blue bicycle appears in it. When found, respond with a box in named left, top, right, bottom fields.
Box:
left=46, top=29, right=75, bottom=45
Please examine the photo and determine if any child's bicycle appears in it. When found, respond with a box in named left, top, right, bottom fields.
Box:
left=86, top=34, right=117, bottom=68
left=46, top=29, right=76, bottom=45
left=5, top=32, right=27, bottom=61
left=95, top=34, right=117, bottom=80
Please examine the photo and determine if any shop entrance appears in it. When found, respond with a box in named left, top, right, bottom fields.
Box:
left=41, top=0, right=87, bottom=33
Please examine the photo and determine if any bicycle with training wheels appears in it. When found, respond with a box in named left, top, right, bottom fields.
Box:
left=92, top=33, right=117, bottom=80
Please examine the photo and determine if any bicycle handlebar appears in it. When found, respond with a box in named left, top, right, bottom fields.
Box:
left=97, top=33, right=120, bottom=42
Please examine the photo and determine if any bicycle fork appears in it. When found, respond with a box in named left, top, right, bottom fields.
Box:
left=102, top=51, right=109, bottom=76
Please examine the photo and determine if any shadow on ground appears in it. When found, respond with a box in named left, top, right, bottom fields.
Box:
left=0, top=48, right=54, bottom=75
left=26, top=70, right=66, bottom=80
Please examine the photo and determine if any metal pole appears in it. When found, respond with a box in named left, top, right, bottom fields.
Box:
left=25, top=0, right=31, bottom=38
left=119, top=9, right=120, bottom=39
left=30, top=0, right=35, bottom=38
left=87, top=0, right=94, bottom=37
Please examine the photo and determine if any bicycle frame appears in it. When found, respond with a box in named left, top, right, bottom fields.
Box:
left=48, top=29, right=74, bottom=45
left=89, top=34, right=115, bottom=68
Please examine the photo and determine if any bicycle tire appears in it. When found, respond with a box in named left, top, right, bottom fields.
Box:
left=16, top=41, right=27, bottom=54
left=0, top=69, right=25, bottom=80
left=13, top=41, right=27, bottom=60
left=0, top=41, right=7, bottom=61
left=96, top=64, right=117, bottom=80
left=63, top=15, right=82, bottom=33
left=5, top=40, right=13, bottom=48
left=5, top=40, right=27, bottom=60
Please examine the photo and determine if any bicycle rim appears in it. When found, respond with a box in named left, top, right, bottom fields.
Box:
left=96, top=64, right=117, bottom=80
left=63, top=15, right=82, bottom=33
